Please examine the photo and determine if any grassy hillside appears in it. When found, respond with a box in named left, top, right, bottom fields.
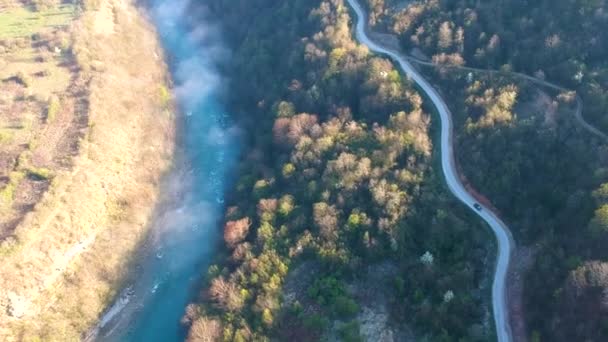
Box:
left=0, top=4, right=76, bottom=38
left=0, top=1, right=175, bottom=340
left=0, top=2, right=79, bottom=240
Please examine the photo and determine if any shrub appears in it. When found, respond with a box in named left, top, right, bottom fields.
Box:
left=31, top=0, right=57, bottom=11
left=0, top=172, right=25, bottom=204
left=47, top=96, right=60, bottom=122
left=106, top=198, right=129, bottom=222
left=302, top=314, right=329, bottom=333
left=338, top=321, right=363, bottom=342
left=82, top=0, right=102, bottom=10
left=253, top=179, right=271, bottom=199
left=308, top=276, right=345, bottom=306
left=0, top=236, right=18, bottom=257
left=0, top=130, right=14, bottom=144
left=159, top=85, right=171, bottom=108
left=332, top=296, right=359, bottom=318
left=0, top=183, right=16, bottom=204
left=26, top=167, right=53, bottom=181
left=15, top=72, right=31, bottom=87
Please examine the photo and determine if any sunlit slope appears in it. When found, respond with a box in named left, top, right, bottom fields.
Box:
left=0, top=0, right=175, bottom=340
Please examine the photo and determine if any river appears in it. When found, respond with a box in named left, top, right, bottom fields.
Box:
left=92, top=0, right=514, bottom=340
left=93, top=0, right=239, bottom=340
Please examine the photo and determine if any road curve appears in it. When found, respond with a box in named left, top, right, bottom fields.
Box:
left=345, top=0, right=515, bottom=341
left=406, top=56, right=608, bottom=141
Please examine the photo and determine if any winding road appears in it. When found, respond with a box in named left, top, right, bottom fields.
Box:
left=346, top=0, right=515, bottom=341
left=405, top=56, right=608, bottom=141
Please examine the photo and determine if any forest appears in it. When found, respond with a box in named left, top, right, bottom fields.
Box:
left=364, top=0, right=608, bottom=341
left=177, top=0, right=608, bottom=341
left=182, top=0, right=498, bottom=341
left=368, top=0, right=608, bottom=132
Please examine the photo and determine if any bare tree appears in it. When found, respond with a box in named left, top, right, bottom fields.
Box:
left=208, top=277, right=244, bottom=312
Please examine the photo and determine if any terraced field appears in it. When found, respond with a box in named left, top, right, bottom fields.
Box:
left=0, top=2, right=83, bottom=240
left=0, top=4, right=76, bottom=38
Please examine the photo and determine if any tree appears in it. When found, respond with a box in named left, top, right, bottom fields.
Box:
left=282, top=163, right=296, bottom=178
left=253, top=179, right=271, bottom=199
left=275, top=101, right=295, bottom=118
left=232, top=242, right=253, bottom=262
left=592, top=183, right=608, bottom=203
left=420, top=251, right=434, bottom=266
left=454, top=27, right=464, bottom=53
left=589, top=205, right=608, bottom=235
left=278, top=195, right=295, bottom=217
left=272, top=114, right=319, bottom=145
left=324, top=153, right=371, bottom=191
left=262, top=308, right=274, bottom=327
left=257, top=198, right=278, bottom=222
left=438, top=21, right=453, bottom=50
left=224, top=217, right=252, bottom=248
left=186, top=317, right=222, bottom=342
left=432, top=53, right=465, bottom=66
left=313, top=202, right=340, bottom=242
left=208, top=277, right=244, bottom=312
left=367, top=0, right=385, bottom=26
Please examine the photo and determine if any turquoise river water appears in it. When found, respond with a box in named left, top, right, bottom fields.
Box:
left=95, top=0, right=239, bottom=340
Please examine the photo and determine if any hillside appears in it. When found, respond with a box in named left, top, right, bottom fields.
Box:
left=3, top=0, right=604, bottom=341
left=182, top=1, right=497, bottom=341
left=0, top=2, right=81, bottom=241
left=363, top=0, right=608, bottom=341
left=368, top=0, right=608, bottom=130
left=0, top=0, right=175, bottom=340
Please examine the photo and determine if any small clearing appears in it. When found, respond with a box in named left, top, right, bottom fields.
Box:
left=93, top=0, right=116, bottom=35
left=0, top=4, right=76, bottom=38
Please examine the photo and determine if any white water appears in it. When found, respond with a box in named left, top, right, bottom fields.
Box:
left=88, top=1, right=240, bottom=341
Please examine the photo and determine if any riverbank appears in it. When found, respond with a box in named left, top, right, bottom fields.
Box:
left=183, top=0, right=495, bottom=340
left=0, top=0, right=175, bottom=340
left=88, top=0, right=240, bottom=340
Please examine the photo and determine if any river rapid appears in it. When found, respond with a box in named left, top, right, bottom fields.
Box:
left=94, top=0, right=239, bottom=340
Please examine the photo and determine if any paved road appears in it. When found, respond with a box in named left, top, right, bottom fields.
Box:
left=345, top=0, right=514, bottom=341
left=407, top=56, right=608, bottom=141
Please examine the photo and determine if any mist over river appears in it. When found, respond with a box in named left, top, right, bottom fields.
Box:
left=94, top=0, right=239, bottom=340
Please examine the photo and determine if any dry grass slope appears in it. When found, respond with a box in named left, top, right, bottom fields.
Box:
left=0, top=4, right=76, bottom=38
left=0, top=1, right=79, bottom=241
left=0, top=0, right=175, bottom=340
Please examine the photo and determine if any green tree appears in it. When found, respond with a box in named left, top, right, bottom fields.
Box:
left=589, top=204, right=608, bottom=235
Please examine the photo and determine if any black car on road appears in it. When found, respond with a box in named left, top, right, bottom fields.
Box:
left=473, top=203, right=483, bottom=211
